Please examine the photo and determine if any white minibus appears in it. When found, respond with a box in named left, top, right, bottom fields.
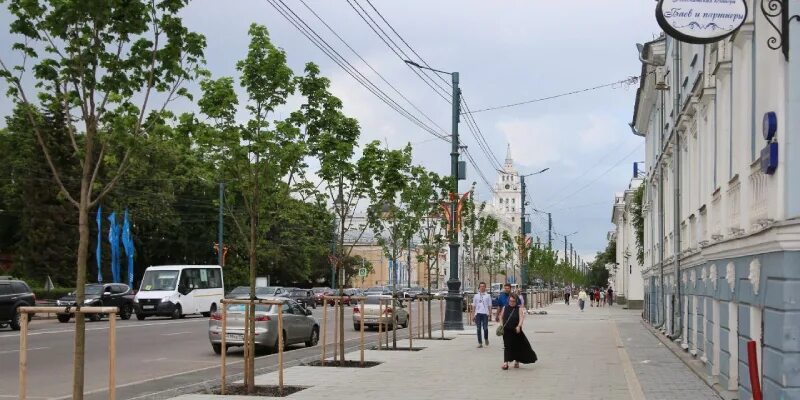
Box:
left=134, top=265, right=224, bottom=320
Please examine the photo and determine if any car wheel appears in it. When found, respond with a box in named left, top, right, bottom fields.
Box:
left=312, top=302, right=316, bottom=310
left=120, top=304, right=132, bottom=320
left=305, top=326, right=319, bottom=347
left=171, top=305, right=182, bottom=320
left=57, top=314, right=71, bottom=323
left=10, top=308, right=22, bottom=330
left=212, top=343, right=222, bottom=355
left=353, top=323, right=360, bottom=331
left=88, top=313, right=102, bottom=322
left=136, top=313, right=146, bottom=321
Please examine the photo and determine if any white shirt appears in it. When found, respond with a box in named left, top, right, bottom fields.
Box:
left=472, top=292, right=492, bottom=315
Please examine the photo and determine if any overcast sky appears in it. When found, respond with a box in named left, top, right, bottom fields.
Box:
left=0, top=1, right=660, bottom=262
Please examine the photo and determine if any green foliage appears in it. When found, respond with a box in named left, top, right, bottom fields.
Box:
left=32, top=287, right=74, bottom=300
left=632, top=184, right=645, bottom=265
left=586, top=239, right=616, bottom=288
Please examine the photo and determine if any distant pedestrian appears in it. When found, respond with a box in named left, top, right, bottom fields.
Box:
left=514, top=288, right=525, bottom=308
left=594, top=289, right=600, bottom=307
left=578, top=288, right=587, bottom=311
left=607, top=287, right=614, bottom=306
left=499, top=294, right=537, bottom=369
left=495, top=283, right=512, bottom=322
left=600, top=289, right=606, bottom=307
left=564, top=286, right=571, bottom=305
left=472, top=282, right=492, bottom=348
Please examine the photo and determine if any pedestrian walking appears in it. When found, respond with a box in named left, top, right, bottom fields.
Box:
left=607, top=287, right=614, bottom=306
left=564, top=286, right=571, bottom=305
left=495, top=283, right=512, bottom=322
left=498, top=294, right=537, bottom=369
left=578, top=288, right=587, bottom=311
left=599, top=289, right=606, bottom=307
left=472, top=282, right=493, bottom=348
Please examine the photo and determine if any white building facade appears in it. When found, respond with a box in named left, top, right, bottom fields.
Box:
left=610, top=177, right=645, bottom=308
left=632, top=4, right=800, bottom=398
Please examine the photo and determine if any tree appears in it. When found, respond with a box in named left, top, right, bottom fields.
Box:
left=195, top=23, right=347, bottom=391
left=632, top=184, right=645, bottom=265
left=0, top=2, right=205, bottom=396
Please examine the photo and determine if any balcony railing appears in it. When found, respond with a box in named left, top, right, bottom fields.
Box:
left=749, top=165, right=769, bottom=229
left=711, top=191, right=722, bottom=240
left=727, top=178, right=742, bottom=236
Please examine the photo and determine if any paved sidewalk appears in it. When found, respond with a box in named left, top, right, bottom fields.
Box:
left=172, top=302, right=721, bottom=400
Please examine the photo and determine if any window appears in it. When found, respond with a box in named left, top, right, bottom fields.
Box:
left=207, top=268, right=222, bottom=288
left=0, top=283, right=11, bottom=295
left=282, top=301, right=293, bottom=314
left=511, top=199, right=515, bottom=204
left=111, top=285, right=124, bottom=294
left=140, top=270, right=179, bottom=291
left=11, top=282, right=29, bottom=294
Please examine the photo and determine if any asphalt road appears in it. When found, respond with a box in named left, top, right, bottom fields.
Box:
left=0, top=300, right=446, bottom=399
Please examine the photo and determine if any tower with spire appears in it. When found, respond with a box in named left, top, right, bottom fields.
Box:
left=493, top=144, right=521, bottom=224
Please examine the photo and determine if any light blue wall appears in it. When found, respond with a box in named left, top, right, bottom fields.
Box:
left=786, top=0, right=800, bottom=218
left=646, top=250, right=800, bottom=396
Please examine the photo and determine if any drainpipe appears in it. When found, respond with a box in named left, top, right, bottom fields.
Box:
left=670, top=39, right=683, bottom=342
left=635, top=40, right=667, bottom=329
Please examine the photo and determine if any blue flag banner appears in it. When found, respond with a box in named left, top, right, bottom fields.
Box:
left=122, top=209, right=135, bottom=288
left=96, top=206, right=103, bottom=284
left=108, top=212, right=121, bottom=283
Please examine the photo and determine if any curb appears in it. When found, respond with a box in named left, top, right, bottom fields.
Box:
left=640, top=319, right=738, bottom=400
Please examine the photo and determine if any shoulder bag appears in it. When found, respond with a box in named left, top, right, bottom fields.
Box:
left=496, top=306, right=516, bottom=336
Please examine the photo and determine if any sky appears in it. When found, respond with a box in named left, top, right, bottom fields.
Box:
left=0, top=0, right=661, bottom=262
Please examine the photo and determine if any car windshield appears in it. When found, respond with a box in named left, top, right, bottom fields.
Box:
left=290, top=290, right=306, bottom=295
left=139, top=270, right=179, bottom=291
left=225, top=303, right=274, bottom=313
left=366, top=287, right=383, bottom=292
left=83, top=285, right=103, bottom=295
left=229, top=287, right=278, bottom=296
left=312, top=288, right=328, bottom=293
left=365, top=296, right=389, bottom=305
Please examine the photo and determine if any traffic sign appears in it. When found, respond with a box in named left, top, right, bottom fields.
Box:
left=358, top=268, right=368, bottom=277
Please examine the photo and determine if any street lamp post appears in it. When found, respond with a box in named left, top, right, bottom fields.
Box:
left=405, top=59, right=463, bottom=330
left=518, top=168, right=549, bottom=288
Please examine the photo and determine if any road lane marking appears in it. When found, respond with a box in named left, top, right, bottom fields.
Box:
left=0, top=346, right=49, bottom=354
left=0, top=319, right=207, bottom=338
left=161, top=331, right=191, bottom=336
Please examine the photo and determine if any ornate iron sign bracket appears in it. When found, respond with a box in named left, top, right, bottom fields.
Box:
left=762, top=0, right=800, bottom=60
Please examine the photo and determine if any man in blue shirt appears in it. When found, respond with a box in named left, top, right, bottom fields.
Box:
left=495, top=283, right=512, bottom=322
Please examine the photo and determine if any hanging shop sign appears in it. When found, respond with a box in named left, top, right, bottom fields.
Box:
left=656, top=0, right=748, bottom=44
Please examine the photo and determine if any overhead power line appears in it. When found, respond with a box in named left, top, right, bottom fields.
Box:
left=467, top=76, right=640, bottom=114
left=356, top=0, right=504, bottom=173
left=546, top=142, right=644, bottom=208
left=266, top=0, right=449, bottom=142
left=298, top=0, right=449, bottom=138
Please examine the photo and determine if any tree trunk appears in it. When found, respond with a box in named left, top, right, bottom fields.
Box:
left=247, top=214, right=257, bottom=393
left=72, top=121, right=97, bottom=400
left=72, top=196, right=90, bottom=399
left=338, top=210, right=345, bottom=364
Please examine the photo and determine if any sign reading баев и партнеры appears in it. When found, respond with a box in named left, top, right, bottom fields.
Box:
left=656, top=0, right=748, bottom=44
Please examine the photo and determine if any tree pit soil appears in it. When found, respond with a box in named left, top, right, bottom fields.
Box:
left=305, top=360, right=382, bottom=368
left=212, top=385, right=307, bottom=397
left=369, top=346, right=425, bottom=351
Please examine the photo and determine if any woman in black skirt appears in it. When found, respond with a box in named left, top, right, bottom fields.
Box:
left=499, top=294, right=537, bottom=369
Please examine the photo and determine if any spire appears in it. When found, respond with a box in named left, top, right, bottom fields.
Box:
left=505, top=143, right=513, bottom=167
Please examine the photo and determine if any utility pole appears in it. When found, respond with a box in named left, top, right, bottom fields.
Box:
left=218, top=183, right=224, bottom=267
left=445, top=70, right=463, bottom=330
left=407, top=238, right=412, bottom=288
left=520, top=175, right=527, bottom=286
left=564, top=236, right=568, bottom=267
left=570, top=244, right=574, bottom=267
left=403, top=60, right=463, bottom=330
left=547, top=212, right=553, bottom=249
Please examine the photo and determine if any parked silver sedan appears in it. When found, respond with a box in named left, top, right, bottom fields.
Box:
left=352, top=295, right=409, bottom=330
left=208, top=297, right=319, bottom=354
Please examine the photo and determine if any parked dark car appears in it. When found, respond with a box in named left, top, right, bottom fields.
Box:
left=0, top=278, right=35, bottom=330
left=312, top=287, right=332, bottom=305
left=364, top=286, right=392, bottom=296
left=401, top=286, right=426, bottom=299
left=225, top=286, right=285, bottom=299
left=56, top=283, right=135, bottom=322
left=286, top=289, right=316, bottom=309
